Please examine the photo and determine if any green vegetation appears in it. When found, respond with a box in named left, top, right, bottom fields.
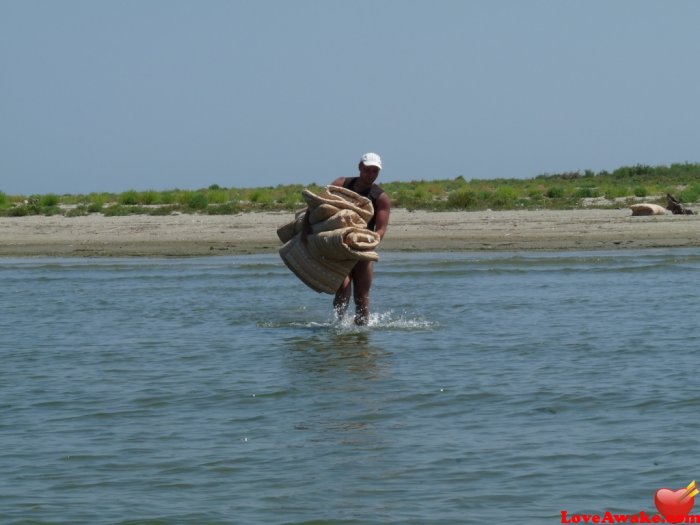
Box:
left=383, top=162, right=700, bottom=211
left=1, top=162, right=699, bottom=217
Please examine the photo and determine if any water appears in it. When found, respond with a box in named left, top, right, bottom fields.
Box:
left=2, top=249, right=700, bottom=524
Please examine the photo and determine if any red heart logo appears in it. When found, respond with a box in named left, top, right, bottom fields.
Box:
left=654, top=487, right=694, bottom=523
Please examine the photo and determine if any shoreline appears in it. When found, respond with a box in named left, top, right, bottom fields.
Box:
left=1, top=208, right=700, bottom=257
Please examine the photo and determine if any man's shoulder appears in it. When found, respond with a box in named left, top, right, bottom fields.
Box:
left=370, top=183, right=387, bottom=197
left=374, top=187, right=390, bottom=208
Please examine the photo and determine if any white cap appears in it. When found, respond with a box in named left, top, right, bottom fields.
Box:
left=360, top=152, right=382, bottom=170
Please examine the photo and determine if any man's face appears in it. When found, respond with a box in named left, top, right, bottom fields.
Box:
left=359, top=163, right=380, bottom=184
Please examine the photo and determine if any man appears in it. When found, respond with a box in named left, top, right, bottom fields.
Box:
left=329, top=152, right=391, bottom=325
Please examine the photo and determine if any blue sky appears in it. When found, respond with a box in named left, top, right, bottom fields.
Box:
left=2, top=1, right=699, bottom=195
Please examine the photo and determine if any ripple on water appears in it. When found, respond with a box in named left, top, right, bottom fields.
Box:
left=3, top=252, right=700, bottom=524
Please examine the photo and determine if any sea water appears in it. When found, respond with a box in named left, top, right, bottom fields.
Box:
left=2, top=249, right=700, bottom=525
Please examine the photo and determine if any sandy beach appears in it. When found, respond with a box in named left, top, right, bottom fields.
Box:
left=1, top=208, right=700, bottom=257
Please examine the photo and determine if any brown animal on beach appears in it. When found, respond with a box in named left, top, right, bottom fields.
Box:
left=666, top=194, right=694, bottom=215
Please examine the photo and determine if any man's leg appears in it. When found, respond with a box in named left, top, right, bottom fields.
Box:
left=333, top=275, right=352, bottom=319
left=351, top=261, right=374, bottom=325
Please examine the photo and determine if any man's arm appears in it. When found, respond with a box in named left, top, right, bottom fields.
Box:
left=300, top=207, right=312, bottom=244
left=373, top=192, right=391, bottom=240
left=330, top=177, right=345, bottom=187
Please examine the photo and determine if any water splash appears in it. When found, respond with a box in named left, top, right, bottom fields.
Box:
left=259, top=309, right=437, bottom=332
left=355, top=310, right=437, bottom=331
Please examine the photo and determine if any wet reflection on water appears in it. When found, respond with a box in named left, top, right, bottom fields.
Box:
left=280, top=328, right=394, bottom=450
left=282, top=328, right=390, bottom=378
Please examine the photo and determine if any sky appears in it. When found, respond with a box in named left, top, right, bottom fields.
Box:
left=1, top=0, right=699, bottom=195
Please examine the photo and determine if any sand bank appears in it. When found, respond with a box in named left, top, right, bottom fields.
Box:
left=1, top=208, right=699, bottom=257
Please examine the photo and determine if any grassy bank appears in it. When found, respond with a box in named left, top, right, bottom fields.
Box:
left=2, top=163, right=699, bottom=217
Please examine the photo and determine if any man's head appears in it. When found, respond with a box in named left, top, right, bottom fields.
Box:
left=358, top=152, right=382, bottom=182
left=360, top=152, right=382, bottom=171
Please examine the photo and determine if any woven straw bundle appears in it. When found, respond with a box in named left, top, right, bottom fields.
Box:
left=278, top=185, right=381, bottom=294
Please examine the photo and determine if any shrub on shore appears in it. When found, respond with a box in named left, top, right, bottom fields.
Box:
left=679, top=184, right=700, bottom=204
left=2, top=162, right=699, bottom=217
left=39, top=194, right=60, bottom=207
left=119, top=190, right=140, bottom=205
left=447, top=188, right=477, bottom=209
left=207, top=202, right=241, bottom=215
left=182, top=192, right=209, bottom=210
